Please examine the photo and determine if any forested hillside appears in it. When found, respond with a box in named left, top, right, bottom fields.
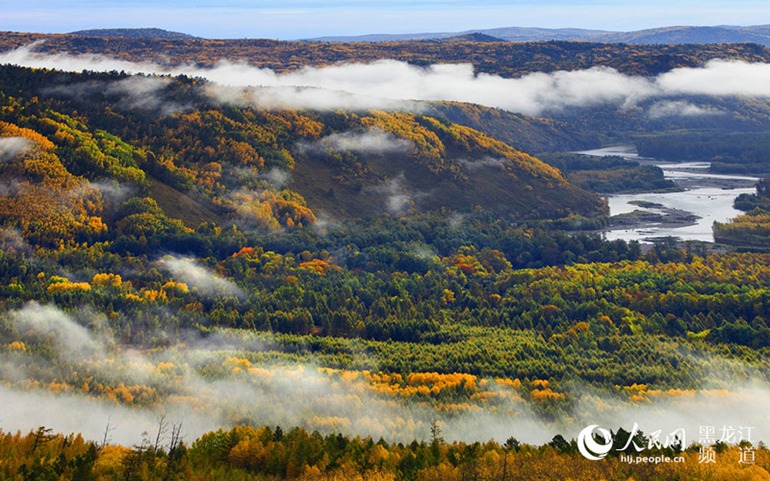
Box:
left=0, top=65, right=604, bottom=232
left=426, top=102, right=599, bottom=154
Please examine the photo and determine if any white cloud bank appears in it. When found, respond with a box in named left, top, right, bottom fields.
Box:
left=1, top=302, right=770, bottom=448
left=647, top=100, right=723, bottom=119
left=0, top=137, right=33, bottom=162
left=299, top=129, right=412, bottom=155
left=4, top=43, right=770, bottom=116
left=159, top=255, right=246, bottom=299
left=11, top=301, right=104, bottom=357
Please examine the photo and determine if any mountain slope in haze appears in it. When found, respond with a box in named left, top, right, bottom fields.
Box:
left=309, top=24, right=770, bottom=46
left=70, top=28, right=197, bottom=39
left=590, top=25, right=770, bottom=45
left=426, top=101, right=598, bottom=154
left=482, top=26, right=612, bottom=42
left=441, top=33, right=505, bottom=43
left=310, top=27, right=611, bottom=42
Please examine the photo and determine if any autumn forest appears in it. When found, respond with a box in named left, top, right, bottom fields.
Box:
left=1, top=29, right=770, bottom=480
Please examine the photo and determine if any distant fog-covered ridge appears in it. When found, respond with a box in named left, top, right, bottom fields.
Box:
left=308, top=24, right=770, bottom=47
left=69, top=28, right=197, bottom=39
left=307, top=27, right=610, bottom=43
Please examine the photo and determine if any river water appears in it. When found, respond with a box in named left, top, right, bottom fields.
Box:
left=578, top=146, right=759, bottom=243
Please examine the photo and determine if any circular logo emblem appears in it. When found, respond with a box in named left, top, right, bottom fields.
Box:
left=578, top=425, right=613, bottom=460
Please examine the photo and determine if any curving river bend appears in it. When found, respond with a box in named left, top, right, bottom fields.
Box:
left=578, top=146, right=759, bottom=243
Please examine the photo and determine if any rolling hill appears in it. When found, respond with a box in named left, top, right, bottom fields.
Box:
left=310, top=26, right=611, bottom=42
left=69, top=27, right=197, bottom=39
left=590, top=25, right=770, bottom=45
left=0, top=65, right=606, bottom=244
left=310, top=24, right=770, bottom=47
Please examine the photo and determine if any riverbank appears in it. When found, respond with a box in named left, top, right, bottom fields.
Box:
left=579, top=146, right=759, bottom=244
left=610, top=200, right=699, bottom=229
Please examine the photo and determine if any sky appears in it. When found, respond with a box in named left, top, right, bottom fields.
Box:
left=2, top=0, right=770, bottom=39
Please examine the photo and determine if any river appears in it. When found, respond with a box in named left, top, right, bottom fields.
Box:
left=578, top=146, right=759, bottom=243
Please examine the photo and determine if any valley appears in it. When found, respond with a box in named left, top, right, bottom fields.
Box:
left=1, top=25, right=770, bottom=479
left=579, top=146, right=759, bottom=243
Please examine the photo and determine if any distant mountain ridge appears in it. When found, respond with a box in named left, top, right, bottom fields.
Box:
left=70, top=28, right=196, bottom=39
left=591, top=25, right=770, bottom=45
left=309, top=24, right=770, bottom=47
left=309, top=27, right=609, bottom=43
left=442, top=33, right=505, bottom=43
left=5, top=31, right=769, bottom=79
left=40, top=24, right=770, bottom=46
